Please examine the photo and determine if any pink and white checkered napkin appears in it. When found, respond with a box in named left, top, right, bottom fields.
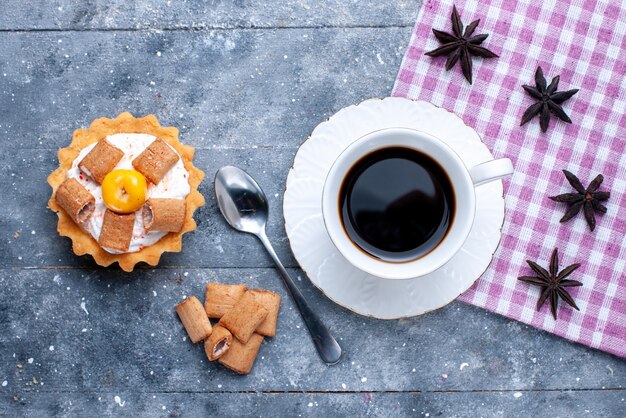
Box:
left=393, top=0, right=626, bottom=357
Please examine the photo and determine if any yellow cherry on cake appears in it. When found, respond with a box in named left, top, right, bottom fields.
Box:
left=47, top=113, right=205, bottom=271
left=102, top=169, right=148, bottom=213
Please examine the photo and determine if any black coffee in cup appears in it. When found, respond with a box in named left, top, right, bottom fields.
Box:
left=339, top=146, right=455, bottom=262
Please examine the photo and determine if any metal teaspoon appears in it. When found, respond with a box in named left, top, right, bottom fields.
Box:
left=214, top=165, right=342, bottom=365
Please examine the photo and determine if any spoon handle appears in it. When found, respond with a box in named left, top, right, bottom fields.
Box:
left=257, top=231, right=342, bottom=365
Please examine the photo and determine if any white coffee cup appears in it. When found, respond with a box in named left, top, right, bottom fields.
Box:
left=321, top=127, right=513, bottom=280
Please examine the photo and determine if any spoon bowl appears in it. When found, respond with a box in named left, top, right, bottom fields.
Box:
left=215, top=165, right=268, bottom=235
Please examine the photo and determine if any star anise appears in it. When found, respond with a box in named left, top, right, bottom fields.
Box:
left=549, top=170, right=610, bottom=231
left=518, top=248, right=582, bottom=320
left=424, top=5, right=498, bottom=84
left=520, top=66, right=579, bottom=133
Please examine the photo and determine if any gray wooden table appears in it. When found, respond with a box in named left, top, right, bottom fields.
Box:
left=0, top=1, right=624, bottom=416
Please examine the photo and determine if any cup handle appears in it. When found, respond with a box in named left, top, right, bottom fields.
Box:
left=468, top=158, right=514, bottom=187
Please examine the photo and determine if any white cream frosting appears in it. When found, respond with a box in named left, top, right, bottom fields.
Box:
left=67, top=133, right=190, bottom=253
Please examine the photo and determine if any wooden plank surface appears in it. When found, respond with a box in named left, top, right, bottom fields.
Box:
left=0, top=1, right=624, bottom=416
left=2, top=391, right=624, bottom=417
left=0, top=1, right=419, bottom=30
left=1, top=268, right=624, bottom=415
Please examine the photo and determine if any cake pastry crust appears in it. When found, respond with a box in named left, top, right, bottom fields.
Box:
left=47, top=112, right=205, bottom=271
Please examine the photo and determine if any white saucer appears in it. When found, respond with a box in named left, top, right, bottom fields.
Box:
left=283, top=98, right=505, bottom=319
